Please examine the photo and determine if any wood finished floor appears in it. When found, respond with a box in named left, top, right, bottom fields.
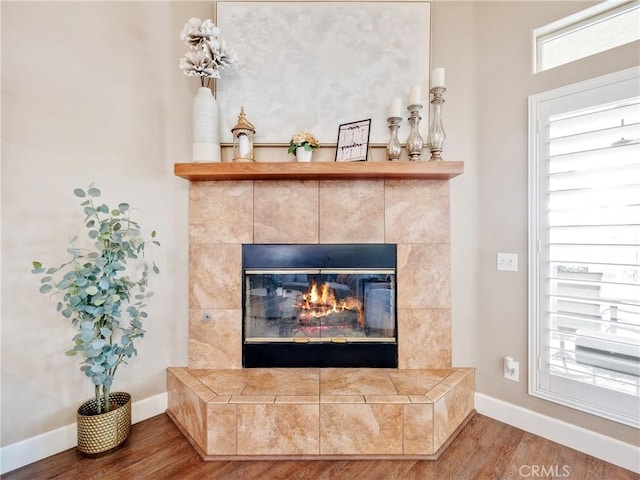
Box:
left=2, top=413, right=637, bottom=480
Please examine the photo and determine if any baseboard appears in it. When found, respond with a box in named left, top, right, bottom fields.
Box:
left=475, top=393, right=640, bottom=474
left=0, top=392, right=168, bottom=475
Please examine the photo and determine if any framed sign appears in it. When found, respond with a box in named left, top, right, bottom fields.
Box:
left=216, top=1, right=430, bottom=144
left=335, top=119, right=371, bottom=162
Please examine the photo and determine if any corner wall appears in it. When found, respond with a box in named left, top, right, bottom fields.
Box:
left=467, top=1, right=639, bottom=446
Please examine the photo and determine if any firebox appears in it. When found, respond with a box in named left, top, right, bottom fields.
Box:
left=242, top=244, right=397, bottom=368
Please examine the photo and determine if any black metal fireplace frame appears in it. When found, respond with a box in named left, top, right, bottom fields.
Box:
left=242, top=244, right=398, bottom=368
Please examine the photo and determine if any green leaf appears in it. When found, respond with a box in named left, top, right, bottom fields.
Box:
left=65, top=349, right=77, bottom=356
left=88, top=187, right=101, bottom=197
left=93, top=296, right=106, bottom=306
left=83, top=206, right=96, bottom=216
left=74, top=188, right=86, bottom=198
left=61, top=308, right=73, bottom=318
left=151, top=230, right=156, bottom=238
left=32, top=261, right=42, bottom=269
left=75, top=277, right=88, bottom=287
left=100, top=327, right=112, bottom=337
left=39, top=284, right=52, bottom=294
left=88, top=230, right=99, bottom=239
left=86, top=219, right=95, bottom=228
left=85, top=286, right=99, bottom=296
left=119, top=203, right=129, bottom=212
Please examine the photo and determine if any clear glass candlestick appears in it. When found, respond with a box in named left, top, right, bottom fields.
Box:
left=427, top=87, right=446, bottom=162
left=406, top=105, right=424, bottom=161
left=386, top=117, right=402, bottom=161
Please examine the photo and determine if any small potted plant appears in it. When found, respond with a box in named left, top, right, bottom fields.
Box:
left=288, top=131, right=320, bottom=162
left=31, top=186, right=159, bottom=454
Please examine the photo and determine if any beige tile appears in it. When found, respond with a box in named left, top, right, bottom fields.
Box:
left=206, top=404, right=237, bottom=455
left=441, top=369, right=470, bottom=388
left=433, top=371, right=475, bottom=451
left=209, top=395, right=232, bottom=404
left=275, top=395, right=319, bottom=404
left=320, top=395, right=365, bottom=404
left=408, top=395, right=433, bottom=404
left=320, top=404, right=402, bottom=454
left=169, top=367, right=201, bottom=388
left=397, top=244, right=451, bottom=309
left=319, top=180, right=384, bottom=243
left=253, top=180, right=319, bottom=243
left=320, top=368, right=397, bottom=395
left=189, top=244, right=242, bottom=309
left=189, top=181, right=253, bottom=244
left=425, top=383, right=451, bottom=403
left=387, top=369, right=450, bottom=395
left=190, top=384, right=217, bottom=402
left=189, top=309, right=242, bottom=369
left=403, top=403, right=435, bottom=455
left=198, top=369, right=251, bottom=396
left=398, top=309, right=451, bottom=369
left=230, top=395, right=276, bottom=404
left=166, top=371, right=207, bottom=452
left=365, top=395, right=410, bottom=404
left=385, top=180, right=450, bottom=244
left=237, top=404, right=320, bottom=455
left=243, top=368, right=320, bottom=396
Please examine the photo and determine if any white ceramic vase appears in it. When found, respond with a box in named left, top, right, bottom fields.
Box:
left=295, top=146, right=313, bottom=162
left=192, top=87, right=221, bottom=162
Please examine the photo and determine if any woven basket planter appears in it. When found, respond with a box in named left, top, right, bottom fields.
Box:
left=76, top=392, right=131, bottom=454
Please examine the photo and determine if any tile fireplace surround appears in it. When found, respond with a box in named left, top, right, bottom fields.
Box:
left=167, top=164, right=475, bottom=459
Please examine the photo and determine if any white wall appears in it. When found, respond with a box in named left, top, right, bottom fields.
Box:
left=0, top=1, right=215, bottom=447
left=1, top=0, right=638, bottom=466
left=465, top=1, right=639, bottom=446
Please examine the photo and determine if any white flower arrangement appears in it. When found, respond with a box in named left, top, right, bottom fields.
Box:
left=288, top=131, right=320, bottom=154
left=179, top=17, right=238, bottom=88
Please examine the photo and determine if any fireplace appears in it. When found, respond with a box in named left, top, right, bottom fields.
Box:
left=242, top=244, right=397, bottom=368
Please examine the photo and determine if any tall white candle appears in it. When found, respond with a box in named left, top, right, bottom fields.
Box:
left=409, top=85, right=421, bottom=106
left=388, top=97, right=402, bottom=118
left=431, top=67, right=445, bottom=88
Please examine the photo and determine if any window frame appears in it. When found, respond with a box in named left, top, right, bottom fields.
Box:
left=528, top=67, right=640, bottom=427
left=533, top=0, right=640, bottom=73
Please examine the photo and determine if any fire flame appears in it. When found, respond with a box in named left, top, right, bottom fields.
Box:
left=298, top=280, right=363, bottom=327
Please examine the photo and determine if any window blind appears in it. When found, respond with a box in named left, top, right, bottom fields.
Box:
left=545, top=97, right=640, bottom=395
left=530, top=69, right=640, bottom=425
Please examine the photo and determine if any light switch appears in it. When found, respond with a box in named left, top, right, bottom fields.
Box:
left=497, top=253, right=518, bottom=272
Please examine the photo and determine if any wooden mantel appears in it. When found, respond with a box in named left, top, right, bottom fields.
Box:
left=174, top=161, right=463, bottom=181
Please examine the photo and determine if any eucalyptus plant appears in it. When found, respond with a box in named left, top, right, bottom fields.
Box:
left=31, top=186, right=159, bottom=414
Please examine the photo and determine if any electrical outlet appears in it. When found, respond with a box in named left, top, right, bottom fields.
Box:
left=497, top=253, right=518, bottom=272
left=504, top=356, right=519, bottom=382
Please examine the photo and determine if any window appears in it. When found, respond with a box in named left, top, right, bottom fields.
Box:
left=534, top=1, right=640, bottom=72
left=529, top=67, right=640, bottom=426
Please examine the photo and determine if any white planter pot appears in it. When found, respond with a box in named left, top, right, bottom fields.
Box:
left=192, top=87, right=221, bottom=162
left=295, top=146, right=313, bottom=162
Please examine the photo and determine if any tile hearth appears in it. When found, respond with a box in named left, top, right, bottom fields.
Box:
left=167, top=366, right=475, bottom=459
